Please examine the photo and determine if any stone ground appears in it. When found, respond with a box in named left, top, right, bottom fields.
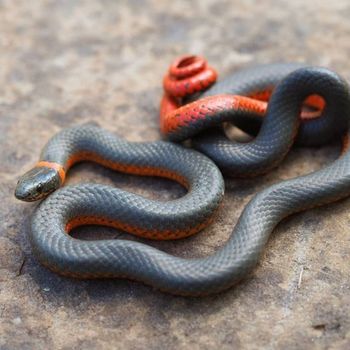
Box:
left=1, top=0, right=350, bottom=349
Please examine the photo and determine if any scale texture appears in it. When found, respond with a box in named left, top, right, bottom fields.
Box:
left=2, top=1, right=350, bottom=349
left=30, top=124, right=224, bottom=240
left=30, top=68, right=350, bottom=295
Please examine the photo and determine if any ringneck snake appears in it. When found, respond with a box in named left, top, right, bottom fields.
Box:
left=14, top=56, right=350, bottom=295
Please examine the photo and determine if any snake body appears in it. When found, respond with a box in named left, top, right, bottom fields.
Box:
left=161, top=64, right=349, bottom=176
left=190, top=62, right=328, bottom=145
left=15, top=125, right=224, bottom=240
left=15, top=64, right=350, bottom=295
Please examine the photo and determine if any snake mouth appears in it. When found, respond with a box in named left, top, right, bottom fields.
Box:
left=15, top=186, right=48, bottom=202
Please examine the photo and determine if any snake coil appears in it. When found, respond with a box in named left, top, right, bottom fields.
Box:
left=15, top=63, right=350, bottom=295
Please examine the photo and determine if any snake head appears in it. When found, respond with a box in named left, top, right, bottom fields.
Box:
left=15, top=166, right=61, bottom=202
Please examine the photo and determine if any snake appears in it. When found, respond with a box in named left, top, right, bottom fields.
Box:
left=15, top=125, right=224, bottom=240
left=15, top=62, right=350, bottom=296
left=160, top=58, right=347, bottom=176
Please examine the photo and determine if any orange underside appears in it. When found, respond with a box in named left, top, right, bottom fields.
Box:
left=248, top=91, right=325, bottom=120
left=38, top=151, right=214, bottom=240
left=342, top=133, right=350, bottom=154
left=65, top=212, right=217, bottom=240
left=160, top=91, right=325, bottom=136
left=160, top=94, right=268, bottom=134
left=161, top=55, right=326, bottom=137
left=65, top=151, right=189, bottom=188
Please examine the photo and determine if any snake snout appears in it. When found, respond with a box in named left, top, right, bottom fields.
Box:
left=15, top=166, right=61, bottom=202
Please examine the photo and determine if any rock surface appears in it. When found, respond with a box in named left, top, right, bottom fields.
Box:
left=1, top=0, right=350, bottom=349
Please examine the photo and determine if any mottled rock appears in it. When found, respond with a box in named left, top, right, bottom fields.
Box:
left=0, top=0, right=349, bottom=349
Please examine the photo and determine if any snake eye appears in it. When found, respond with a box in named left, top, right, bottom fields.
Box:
left=36, top=183, right=43, bottom=193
